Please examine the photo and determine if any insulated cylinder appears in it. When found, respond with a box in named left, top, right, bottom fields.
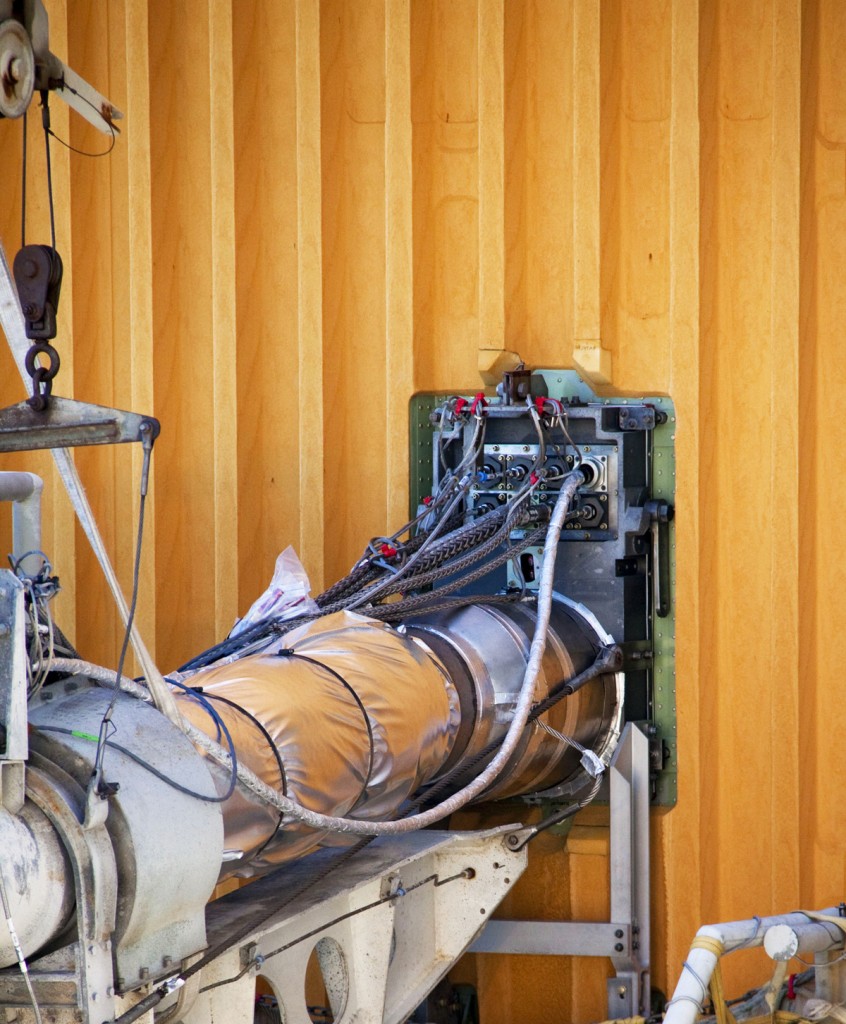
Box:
left=182, top=599, right=622, bottom=877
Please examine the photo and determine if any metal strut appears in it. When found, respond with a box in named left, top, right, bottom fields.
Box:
left=469, top=722, right=652, bottom=1019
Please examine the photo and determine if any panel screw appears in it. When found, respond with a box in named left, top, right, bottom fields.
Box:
left=615, top=943, right=624, bottom=952
left=615, top=929, right=624, bottom=938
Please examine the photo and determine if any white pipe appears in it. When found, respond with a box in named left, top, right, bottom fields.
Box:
left=665, top=908, right=846, bottom=1024
left=0, top=472, right=42, bottom=568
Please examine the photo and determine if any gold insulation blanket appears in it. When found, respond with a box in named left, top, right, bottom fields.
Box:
left=178, top=612, right=460, bottom=875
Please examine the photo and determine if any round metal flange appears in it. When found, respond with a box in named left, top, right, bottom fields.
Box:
left=0, top=19, right=35, bottom=119
left=763, top=924, right=800, bottom=962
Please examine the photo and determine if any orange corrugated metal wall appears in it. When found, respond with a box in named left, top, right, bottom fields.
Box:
left=0, top=1, right=843, bottom=1019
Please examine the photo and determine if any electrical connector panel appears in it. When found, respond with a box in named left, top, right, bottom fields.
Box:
left=410, top=369, right=677, bottom=805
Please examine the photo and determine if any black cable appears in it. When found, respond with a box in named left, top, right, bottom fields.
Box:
left=33, top=724, right=237, bottom=803
left=198, top=869, right=473, bottom=997
left=199, top=690, right=288, bottom=859
left=260, top=869, right=472, bottom=963
left=21, top=111, right=27, bottom=247
left=275, top=649, right=375, bottom=809
left=90, top=489, right=147, bottom=788
left=91, top=437, right=160, bottom=797
left=40, top=92, right=55, bottom=251
left=46, top=128, right=117, bottom=159
left=367, top=592, right=525, bottom=623
left=48, top=78, right=119, bottom=156
left=364, top=524, right=550, bottom=619
left=176, top=613, right=287, bottom=673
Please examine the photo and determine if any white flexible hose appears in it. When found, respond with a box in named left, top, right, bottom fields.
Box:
left=178, top=470, right=585, bottom=836
left=48, top=658, right=153, bottom=703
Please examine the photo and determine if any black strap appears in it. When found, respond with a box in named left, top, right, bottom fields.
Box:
left=200, top=690, right=288, bottom=858
left=276, top=648, right=375, bottom=811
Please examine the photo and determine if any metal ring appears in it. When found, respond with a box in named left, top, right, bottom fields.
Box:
left=25, top=343, right=60, bottom=381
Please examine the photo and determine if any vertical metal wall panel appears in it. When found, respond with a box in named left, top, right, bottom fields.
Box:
left=655, top=0, right=702, bottom=995
left=320, top=0, right=389, bottom=586
left=411, top=0, right=480, bottom=391
left=232, top=1, right=302, bottom=614
left=147, top=0, right=218, bottom=666
left=799, top=0, right=846, bottom=907
left=503, top=1, right=575, bottom=366
left=601, top=0, right=673, bottom=390
left=698, top=8, right=802, bottom=1004
left=0, top=0, right=843, bottom=1018
left=66, top=0, right=121, bottom=666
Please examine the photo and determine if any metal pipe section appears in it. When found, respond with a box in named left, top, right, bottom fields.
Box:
left=181, top=598, right=621, bottom=877
left=0, top=471, right=42, bottom=567
left=664, top=909, right=846, bottom=1024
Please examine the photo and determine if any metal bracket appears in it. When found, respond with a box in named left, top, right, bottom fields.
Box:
left=13, top=244, right=63, bottom=342
left=181, top=828, right=527, bottom=1024
left=20, top=763, right=118, bottom=1020
left=0, top=397, right=159, bottom=452
left=645, top=499, right=674, bottom=618
left=469, top=723, right=651, bottom=1018
left=615, top=406, right=667, bottom=431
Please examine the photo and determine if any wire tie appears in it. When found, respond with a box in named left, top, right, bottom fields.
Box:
left=666, top=995, right=704, bottom=1011
left=682, top=960, right=710, bottom=998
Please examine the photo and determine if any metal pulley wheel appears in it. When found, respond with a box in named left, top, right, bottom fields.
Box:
left=0, top=18, right=35, bottom=119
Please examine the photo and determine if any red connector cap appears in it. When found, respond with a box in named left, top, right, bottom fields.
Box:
left=469, top=392, right=487, bottom=415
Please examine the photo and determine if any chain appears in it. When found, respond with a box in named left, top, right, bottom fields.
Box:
left=24, top=341, right=60, bottom=411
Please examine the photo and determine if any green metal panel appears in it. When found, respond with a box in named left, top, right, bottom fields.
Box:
left=409, top=371, right=676, bottom=807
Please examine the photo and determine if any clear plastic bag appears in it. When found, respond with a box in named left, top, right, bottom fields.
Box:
left=229, top=546, right=318, bottom=637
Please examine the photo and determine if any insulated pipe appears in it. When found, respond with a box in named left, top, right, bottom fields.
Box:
left=664, top=909, right=846, bottom=1024
left=0, top=471, right=42, bottom=567
left=178, top=471, right=604, bottom=849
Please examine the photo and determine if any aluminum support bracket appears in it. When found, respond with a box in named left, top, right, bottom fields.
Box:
left=179, top=828, right=526, bottom=1024
left=468, top=723, right=652, bottom=1018
left=0, top=397, right=159, bottom=453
